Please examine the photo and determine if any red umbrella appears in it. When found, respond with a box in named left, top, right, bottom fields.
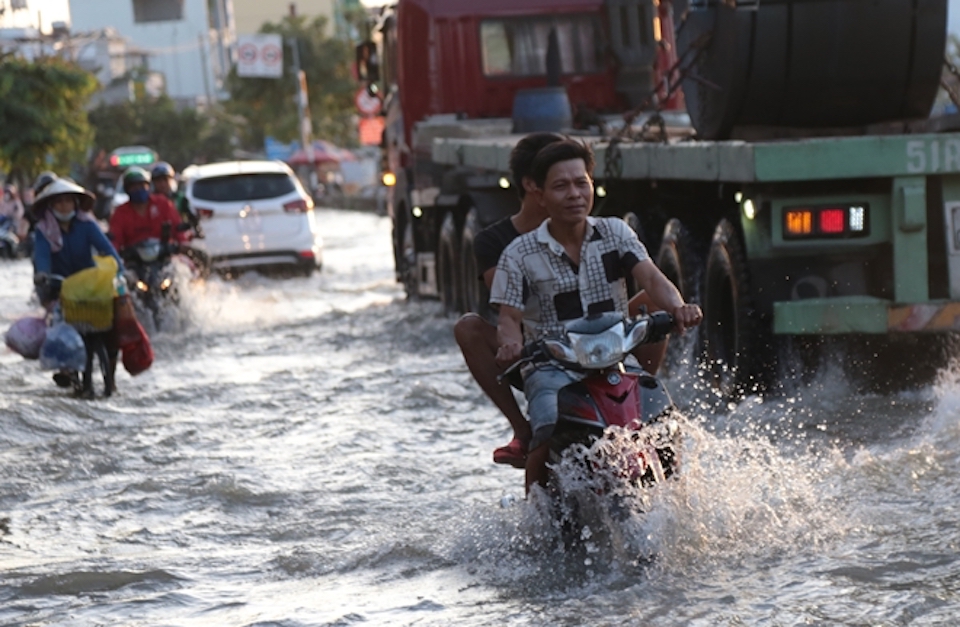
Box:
left=284, top=141, right=355, bottom=165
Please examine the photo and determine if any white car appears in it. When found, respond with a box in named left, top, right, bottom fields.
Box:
left=181, top=160, right=323, bottom=276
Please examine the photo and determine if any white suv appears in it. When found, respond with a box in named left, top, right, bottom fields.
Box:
left=182, top=160, right=323, bottom=276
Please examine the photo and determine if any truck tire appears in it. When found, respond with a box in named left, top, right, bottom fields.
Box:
left=460, top=209, right=491, bottom=320
left=701, top=219, right=769, bottom=401
left=657, top=219, right=700, bottom=304
left=656, top=219, right=701, bottom=377
left=399, top=219, right=418, bottom=299
left=438, top=212, right=462, bottom=315
left=622, top=212, right=646, bottom=297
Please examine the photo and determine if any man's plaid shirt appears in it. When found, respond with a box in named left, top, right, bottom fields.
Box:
left=490, top=216, right=649, bottom=341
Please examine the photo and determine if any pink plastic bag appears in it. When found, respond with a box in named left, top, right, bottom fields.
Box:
left=4, top=316, right=47, bottom=359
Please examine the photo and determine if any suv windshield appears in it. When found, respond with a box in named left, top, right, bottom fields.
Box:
left=192, top=173, right=297, bottom=202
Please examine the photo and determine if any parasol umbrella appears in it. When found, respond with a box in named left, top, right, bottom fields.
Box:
left=284, top=140, right=356, bottom=165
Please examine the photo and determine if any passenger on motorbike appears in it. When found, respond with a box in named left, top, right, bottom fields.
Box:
left=490, top=140, right=703, bottom=492
left=31, top=177, right=124, bottom=392
left=150, top=162, right=209, bottom=275
left=454, top=133, right=669, bottom=470
left=150, top=162, right=192, bottom=224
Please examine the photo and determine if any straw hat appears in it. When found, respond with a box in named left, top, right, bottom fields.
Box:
left=33, top=177, right=95, bottom=212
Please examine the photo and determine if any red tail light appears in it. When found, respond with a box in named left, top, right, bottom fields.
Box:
left=283, top=198, right=314, bottom=213
left=195, top=207, right=214, bottom=220
left=819, top=208, right=845, bottom=234
left=299, top=250, right=315, bottom=259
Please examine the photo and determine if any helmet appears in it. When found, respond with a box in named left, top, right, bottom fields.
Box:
left=122, top=166, right=151, bottom=192
left=151, top=161, right=175, bottom=180
left=32, top=171, right=57, bottom=196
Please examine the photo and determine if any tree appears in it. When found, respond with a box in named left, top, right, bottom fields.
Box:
left=87, top=96, right=237, bottom=171
left=0, top=53, right=98, bottom=183
left=224, top=15, right=358, bottom=151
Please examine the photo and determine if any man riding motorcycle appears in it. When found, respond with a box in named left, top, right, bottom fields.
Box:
left=490, top=140, right=703, bottom=493
left=109, top=166, right=188, bottom=252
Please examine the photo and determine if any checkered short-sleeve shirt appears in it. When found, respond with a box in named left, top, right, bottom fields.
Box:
left=490, top=216, right=650, bottom=341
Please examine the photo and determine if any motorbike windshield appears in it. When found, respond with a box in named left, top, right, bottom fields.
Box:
left=135, top=239, right=162, bottom=262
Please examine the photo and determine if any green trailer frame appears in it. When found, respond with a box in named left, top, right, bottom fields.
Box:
left=434, top=132, right=960, bottom=336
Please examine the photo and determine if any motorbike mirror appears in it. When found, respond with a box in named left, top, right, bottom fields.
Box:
left=176, top=222, right=192, bottom=232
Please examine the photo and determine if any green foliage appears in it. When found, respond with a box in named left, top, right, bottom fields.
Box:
left=87, top=96, right=238, bottom=170
left=224, top=15, right=358, bottom=151
left=0, top=54, right=98, bottom=181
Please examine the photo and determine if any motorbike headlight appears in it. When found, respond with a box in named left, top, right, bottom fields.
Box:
left=543, top=339, right=577, bottom=364
left=136, top=280, right=149, bottom=293
left=160, top=277, right=172, bottom=291
left=624, top=318, right=649, bottom=352
left=569, top=325, right=625, bottom=369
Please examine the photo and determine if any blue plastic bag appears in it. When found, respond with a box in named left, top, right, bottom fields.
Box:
left=39, top=322, right=87, bottom=372
left=4, top=317, right=47, bottom=359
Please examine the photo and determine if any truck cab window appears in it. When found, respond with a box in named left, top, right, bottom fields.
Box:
left=480, top=16, right=601, bottom=77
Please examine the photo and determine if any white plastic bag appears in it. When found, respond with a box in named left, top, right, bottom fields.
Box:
left=39, top=322, right=87, bottom=372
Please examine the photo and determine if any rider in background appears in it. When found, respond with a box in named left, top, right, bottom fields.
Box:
left=109, top=166, right=188, bottom=252
left=0, top=184, right=27, bottom=240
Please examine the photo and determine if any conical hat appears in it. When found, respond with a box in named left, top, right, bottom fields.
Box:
left=33, top=177, right=95, bottom=212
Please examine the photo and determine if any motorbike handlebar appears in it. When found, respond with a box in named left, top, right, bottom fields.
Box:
left=644, top=311, right=675, bottom=344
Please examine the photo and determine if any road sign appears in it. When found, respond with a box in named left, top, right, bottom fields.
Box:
left=236, top=34, right=284, bottom=79
left=355, top=88, right=382, bottom=116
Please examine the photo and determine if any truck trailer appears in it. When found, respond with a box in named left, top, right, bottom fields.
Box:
left=362, top=0, right=958, bottom=398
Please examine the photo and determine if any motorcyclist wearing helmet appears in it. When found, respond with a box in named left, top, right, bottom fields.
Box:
left=109, top=166, right=188, bottom=252
left=150, top=162, right=177, bottom=198
left=151, top=161, right=202, bottom=236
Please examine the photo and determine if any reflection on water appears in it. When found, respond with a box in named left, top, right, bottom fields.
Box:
left=0, top=209, right=959, bottom=626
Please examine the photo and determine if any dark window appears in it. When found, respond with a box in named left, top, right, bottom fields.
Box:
left=480, top=15, right=602, bottom=77
left=192, top=174, right=297, bottom=202
left=132, top=0, right=184, bottom=23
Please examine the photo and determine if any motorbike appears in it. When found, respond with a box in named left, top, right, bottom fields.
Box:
left=0, top=215, right=21, bottom=259
left=120, top=222, right=194, bottom=325
left=501, top=311, right=683, bottom=536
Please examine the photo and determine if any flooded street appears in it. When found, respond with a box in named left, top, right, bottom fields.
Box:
left=2, top=208, right=960, bottom=626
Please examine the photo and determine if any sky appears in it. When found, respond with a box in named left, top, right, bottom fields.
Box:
left=3, top=0, right=960, bottom=41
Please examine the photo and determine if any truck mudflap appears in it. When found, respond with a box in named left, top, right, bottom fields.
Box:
left=774, top=297, right=960, bottom=334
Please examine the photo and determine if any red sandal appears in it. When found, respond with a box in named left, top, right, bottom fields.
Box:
left=493, top=437, right=528, bottom=469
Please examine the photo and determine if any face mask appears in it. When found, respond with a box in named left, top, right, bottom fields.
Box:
left=53, top=209, right=76, bottom=222
left=129, top=188, right=150, bottom=204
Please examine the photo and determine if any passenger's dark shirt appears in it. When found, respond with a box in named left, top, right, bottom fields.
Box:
left=474, top=216, right=520, bottom=279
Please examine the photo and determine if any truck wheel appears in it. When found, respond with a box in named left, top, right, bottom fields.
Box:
left=460, top=209, right=491, bottom=319
left=656, top=219, right=702, bottom=377
left=702, top=219, right=768, bottom=401
left=399, top=220, right=418, bottom=299
left=438, top=212, right=462, bottom=315
left=622, top=212, right=646, bottom=297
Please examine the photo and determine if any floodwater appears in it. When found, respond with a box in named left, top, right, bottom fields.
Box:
left=1, top=208, right=959, bottom=626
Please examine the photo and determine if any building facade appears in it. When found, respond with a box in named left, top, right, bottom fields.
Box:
left=67, top=0, right=236, bottom=106
left=231, top=0, right=344, bottom=36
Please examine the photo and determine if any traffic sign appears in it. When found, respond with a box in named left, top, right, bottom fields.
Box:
left=355, top=88, right=382, bottom=116
left=236, top=34, right=284, bottom=79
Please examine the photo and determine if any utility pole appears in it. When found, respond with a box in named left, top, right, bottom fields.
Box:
left=288, top=36, right=316, bottom=190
